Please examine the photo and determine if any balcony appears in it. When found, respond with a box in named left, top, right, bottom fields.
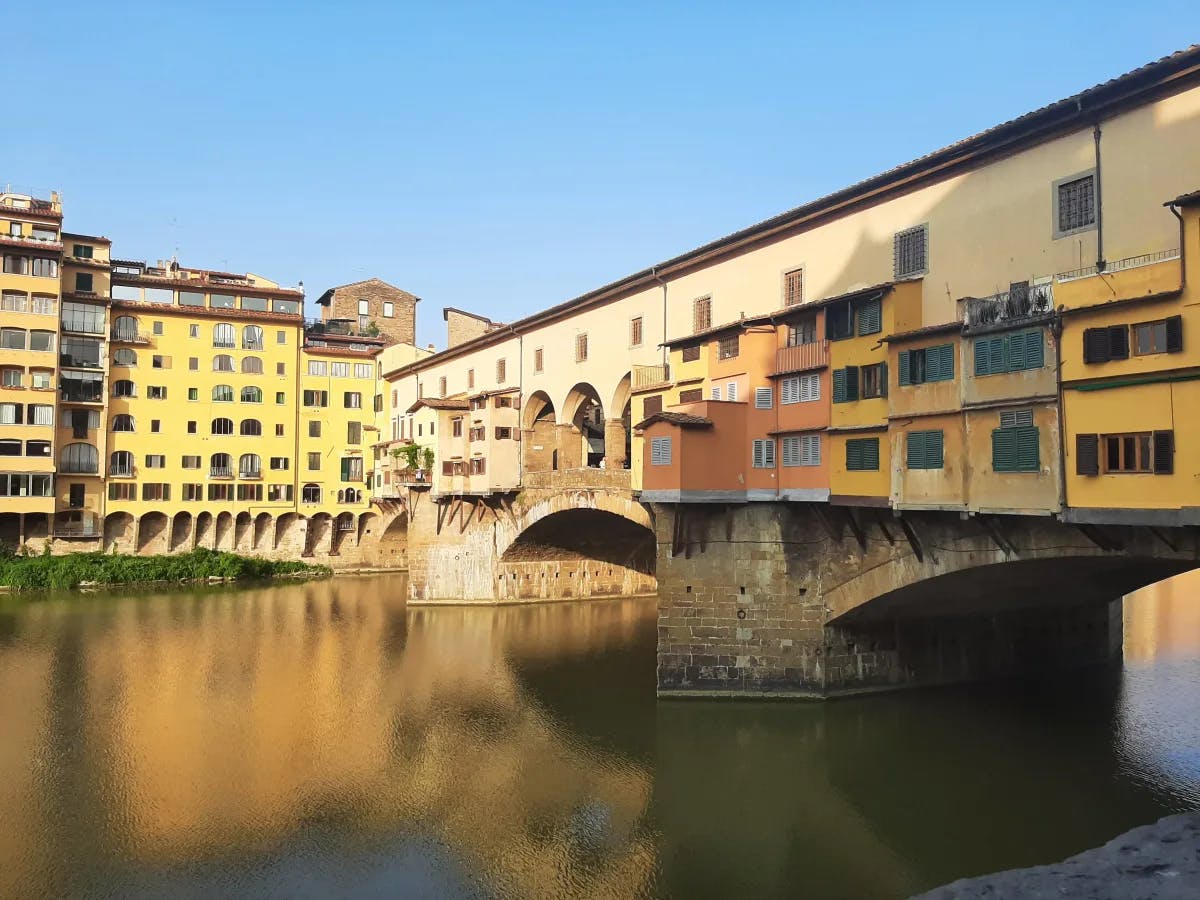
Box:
left=53, top=518, right=99, bottom=538
left=239, top=469, right=262, bottom=480
left=209, top=467, right=233, bottom=479
left=108, top=464, right=136, bottom=478
left=632, top=363, right=670, bottom=390
left=60, top=386, right=104, bottom=403
left=772, top=340, right=829, bottom=375
left=110, top=329, right=151, bottom=345
left=962, top=283, right=1054, bottom=329
left=59, top=354, right=103, bottom=370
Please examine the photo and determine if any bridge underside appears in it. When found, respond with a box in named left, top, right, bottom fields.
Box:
left=653, top=503, right=1200, bottom=699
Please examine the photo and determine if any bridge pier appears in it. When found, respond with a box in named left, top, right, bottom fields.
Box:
left=653, top=503, right=1191, bottom=698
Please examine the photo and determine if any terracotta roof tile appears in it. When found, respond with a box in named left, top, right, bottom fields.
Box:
left=634, top=411, right=713, bottom=430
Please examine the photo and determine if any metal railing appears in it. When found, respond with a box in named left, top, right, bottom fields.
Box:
left=773, top=340, right=829, bottom=374
left=209, top=467, right=233, bottom=479
left=304, top=318, right=380, bottom=339
left=1054, top=248, right=1180, bottom=282
left=53, top=520, right=99, bottom=537
left=110, top=329, right=150, bottom=344
left=632, top=363, right=670, bottom=389
left=108, top=464, right=135, bottom=477
left=962, top=283, right=1055, bottom=329
left=60, top=386, right=103, bottom=403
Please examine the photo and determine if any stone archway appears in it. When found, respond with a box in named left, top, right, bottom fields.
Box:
left=305, top=513, right=332, bottom=557
left=275, top=513, right=303, bottom=553
left=561, top=382, right=605, bottom=469
left=170, top=512, right=194, bottom=552
left=136, top=512, right=169, bottom=554
left=104, top=512, right=135, bottom=553
left=234, top=511, right=254, bottom=553
left=214, top=511, right=235, bottom=551
left=253, top=513, right=273, bottom=552
left=331, top=512, right=355, bottom=556
left=195, top=511, right=215, bottom=549
left=522, top=390, right=558, bottom=474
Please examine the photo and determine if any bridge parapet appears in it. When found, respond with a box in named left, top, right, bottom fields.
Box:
left=521, top=467, right=631, bottom=493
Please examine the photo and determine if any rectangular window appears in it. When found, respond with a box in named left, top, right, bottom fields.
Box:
left=782, top=434, right=820, bottom=467
left=630, top=316, right=643, bottom=347
left=906, top=430, right=944, bottom=470
left=276, top=392, right=286, bottom=405
left=358, top=299, right=370, bottom=316
left=845, top=437, right=880, bottom=471
left=189, top=324, right=200, bottom=338
left=681, top=345, right=701, bottom=363
left=344, top=392, right=362, bottom=409
left=383, top=301, right=394, bottom=318
left=898, top=344, right=955, bottom=385
left=726, top=382, right=738, bottom=402
left=275, top=424, right=285, bottom=437
left=787, top=318, right=817, bottom=346
left=893, top=224, right=928, bottom=278
left=74, top=272, right=94, bottom=293
left=1082, top=325, right=1130, bottom=364
left=187, top=421, right=197, bottom=434
left=781, top=372, right=820, bottom=405
left=533, top=349, right=543, bottom=373
left=678, top=388, right=702, bottom=403
left=189, top=357, right=199, bottom=371
left=1055, top=172, right=1096, bottom=237
left=642, top=396, right=663, bottom=419
left=1132, top=316, right=1183, bottom=356
left=183, top=484, right=203, bottom=502
left=717, top=335, right=739, bottom=360
left=308, top=360, right=327, bottom=376
left=468, top=457, right=485, bottom=476
left=340, top=457, right=364, bottom=482
left=150, top=420, right=160, bottom=433
left=277, top=363, right=286, bottom=375
left=144, top=454, right=165, bottom=468
left=992, top=409, right=1040, bottom=473
left=496, top=359, right=506, bottom=383
left=268, top=484, right=294, bottom=502
left=974, top=330, right=1046, bottom=375
left=208, top=484, right=233, bottom=501
left=1079, top=430, right=1174, bottom=476
left=237, top=484, right=263, bottom=502
left=307, top=452, right=321, bottom=470
left=860, top=362, right=888, bottom=399
left=142, top=483, right=170, bottom=501
left=754, top=386, right=773, bottom=409
left=711, top=385, right=721, bottom=401
left=270, top=457, right=290, bottom=470
left=309, top=421, right=322, bottom=438
left=277, top=330, right=288, bottom=344
left=303, top=390, right=328, bottom=407
left=576, top=333, right=588, bottom=362
left=650, top=436, right=672, bottom=466
left=693, top=296, right=712, bottom=334
left=152, top=355, right=170, bottom=369
left=831, top=366, right=859, bottom=403
left=108, top=483, right=136, bottom=501
left=72, top=244, right=93, bottom=259
left=752, top=438, right=776, bottom=469
left=825, top=302, right=853, bottom=340
left=147, top=386, right=166, bottom=400
left=348, top=422, right=362, bottom=444
left=152, top=321, right=164, bottom=335
left=495, top=426, right=512, bottom=440
left=355, top=363, right=373, bottom=379
left=784, top=267, right=804, bottom=306
left=331, top=362, right=349, bottom=378
left=855, top=297, right=882, bottom=336
left=182, top=455, right=201, bottom=468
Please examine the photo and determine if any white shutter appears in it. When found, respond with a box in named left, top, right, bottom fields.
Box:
left=727, top=382, right=738, bottom=402
left=801, top=373, right=820, bottom=402
left=801, top=434, right=820, bottom=466
left=711, top=385, right=722, bottom=401
left=650, top=437, right=672, bottom=465
left=753, top=438, right=775, bottom=468
left=755, top=387, right=773, bottom=409
left=1000, top=408, right=1034, bottom=428
left=782, top=436, right=801, bottom=467
left=781, top=377, right=800, bottom=405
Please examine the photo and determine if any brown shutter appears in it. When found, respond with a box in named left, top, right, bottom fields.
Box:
left=1166, top=315, right=1183, bottom=353
left=1153, top=430, right=1174, bottom=475
left=1075, top=433, right=1099, bottom=475
left=642, top=395, right=663, bottom=419
left=1107, top=325, right=1129, bottom=360
left=1083, top=328, right=1109, bottom=364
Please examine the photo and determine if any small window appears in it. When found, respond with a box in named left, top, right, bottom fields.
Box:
left=189, top=357, right=199, bottom=371
left=906, top=430, right=944, bottom=470
left=358, top=299, right=370, bottom=316
left=152, top=355, right=171, bottom=369
left=642, top=396, right=663, bottom=419
left=845, top=437, right=880, bottom=471
left=717, top=335, right=739, bottom=360
left=275, top=424, right=285, bottom=437
left=347, top=422, right=362, bottom=444
left=787, top=318, right=817, bottom=346
left=277, top=330, right=287, bottom=344
left=307, top=452, right=322, bottom=471
left=276, top=392, right=286, bottom=405
left=893, top=224, right=928, bottom=278
left=189, top=324, right=199, bottom=338
left=860, top=362, right=888, bottom=399
left=439, top=376, right=447, bottom=397
left=681, top=345, right=701, bottom=363
left=1054, top=172, right=1096, bottom=238
left=383, top=301, right=394, bottom=318
left=74, top=272, right=93, bottom=293
left=782, top=434, right=820, bottom=467
left=147, top=385, right=166, bottom=400
left=533, top=349, right=544, bottom=373
left=679, top=388, right=702, bottom=403
left=693, top=296, right=712, bottom=334
left=784, top=268, right=804, bottom=307
left=650, top=437, right=672, bottom=466
left=576, top=333, right=588, bottom=362
left=496, top=359, right=507, bottom=383
left=898, top=344, right=954, bottom=385
left=309, top=421, right=322, bottom=438
left=187, top=421, right=197, bottom=434
left=754, top=387, right=773, bottom=409
left=72, top=244, right=94, bottom=259
left=344, top=392, right=362, bottom=409
left=711, top=385, right=722, bottom=401
left=752, top=438, right=776, bottom=469
left=152, top=321, right=164, bottom=335
left=630, top=316, right=643, bottom=347
left=780, top=374, right=820, bottom=405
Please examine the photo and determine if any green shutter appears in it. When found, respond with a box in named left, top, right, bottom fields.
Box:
left=832, top=368, right=846, bottom=403
left=846, top=439, right=861, bottom=470
left=856, top=298, right=882, bottom=335
left=1006, top=332, right=1024, bottom=372
left=898, top=351, right=911, bottom=385
left=974, top=339, right=991, bottom=376
left=862, top=438, right=880, bottom=470
left=992, top=428, right=1017, bottom=471
left=880, top=361, right=888, bottom=397
left=846, top=438, right=879, bottom=472
left=988, top=337, right=1004, bottom=374
left=923, top=348, right=940, bottom=381
left=1016, top=426, right=1039, bottom=471
left=939, top=344, right=955, bottom=381
left=845, top=366, right=859, bottom=401
left=906, top=431, right=925, bottom=469
left=1023, top=331, right=1044, bottom=369
left=908, top=430, right=943, bottom=469
left=926, top=430, right=944, bottom=468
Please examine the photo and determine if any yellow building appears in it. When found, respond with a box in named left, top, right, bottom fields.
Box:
left=0, top=191, right=63, bottom=547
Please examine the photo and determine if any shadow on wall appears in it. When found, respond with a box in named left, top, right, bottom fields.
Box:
left=502, top=509, right=656, bottom=575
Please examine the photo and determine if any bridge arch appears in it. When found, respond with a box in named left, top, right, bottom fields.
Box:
left=560, top=382, right=606, bottom=468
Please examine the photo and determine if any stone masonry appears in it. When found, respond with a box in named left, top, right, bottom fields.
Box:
left=319, top=278, right=417, bottom=347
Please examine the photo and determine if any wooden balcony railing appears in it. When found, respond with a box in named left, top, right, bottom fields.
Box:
left=772, top=340, right=829, bottom=375
left=632, top=363, right=670, bottom=389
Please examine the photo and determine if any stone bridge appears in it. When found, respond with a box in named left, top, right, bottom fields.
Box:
left=652, top=503, right=1200, bottom=698
left=405, top=468, right=657, bottom=604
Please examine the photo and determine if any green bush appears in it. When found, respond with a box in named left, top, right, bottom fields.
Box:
left=0, top=548, right=330, bottom=591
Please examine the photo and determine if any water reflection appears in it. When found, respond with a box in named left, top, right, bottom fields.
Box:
left=0, top=574, right=1198, bottom=899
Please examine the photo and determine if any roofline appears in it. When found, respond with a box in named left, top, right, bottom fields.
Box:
left=388, top=45, right=1200, bottom=377
left=443, top=306, right=496, bottom=324
left=60, top=232, right=112, bottom=245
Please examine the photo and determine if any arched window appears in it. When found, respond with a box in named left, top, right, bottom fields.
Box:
left=239, top=419, right=262, bottom=436
left=113, top=348, right=136, bottom=367
left=111, top=414, right=135, bottom=432
left=241, top=356, right=263, bottom=374
left=110, top=450, right=134, bottom=476
left=211, top=417, right=234, bottom=435
left=210, top=452, right=232, bottom=476
left=212, top=323, right=235, bottom=348
left=336, top=489, right=344, bottom=503
left=212, top=384, right=233, bottom=402
left=61, top=443, right=98, bottom=474
left=242, top=325, right=264, bottom=350
left=112, top=315, right=139, bottom=341
left=239, top=453, right=261, bottom=478
left=339, top=488, right=360, bottom=504
left=240, top=385, right=262, bottom=403
left=112, top=379, right=135, bottom=398
left=213, top=354, right=235, bottom=372
left=302, top=483, right=321, bottom=504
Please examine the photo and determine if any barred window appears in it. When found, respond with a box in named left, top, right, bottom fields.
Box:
left=630, top=316, right=643, bottom=347
left=575, top=333, right=588, bottom=362
left=693, top=296, right=712, bottom=334
left=784, top=267, right=804, bottom=306
left=533, top=349, right=543, bottom=373
left=1056, top=173, right=1096, bottom=236
left=717, top=335, right=739, bottom=360
left=893, top=224, right=928, bottom=278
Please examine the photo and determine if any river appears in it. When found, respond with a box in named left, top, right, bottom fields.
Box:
left=0, top=573, right=1197, bottom=899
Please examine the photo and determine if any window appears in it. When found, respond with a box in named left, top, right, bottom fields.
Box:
left=307, top=452, right=322, bottom=471
left=642, top=395, right=663, bottom=419
left=213, top=354, right=234, bottom=372
left=782, top=434, right=820, bottom=467
left=183, top=484, right=204, bottom=501
left=240, top=419, right=262, bottom=436
left=0, top=367, right=21, bottom=387
left=2, top=255, right=27, bottom=274
left=31, top=371, right=51, bottom=390
left=832, top=367, right=859, bottom=403
left=61, top=301, right=104, bottom=334
left=348, top=422, right=362, bottom=444
left=72, top=243, right=94, bottom=259
left=726, top=382, right=738, bottom=402
left=239, top=357, right=262, bottom=375
left=0, top=439, right=20, bottom=456
left=495, top=426, right=513, bottom=440
left=182, top=456, right=201, bottom=469
left=239, top=454, right=261, bottom=478
left=845, top=437, right=880, bottom=471
left=112, top=379, right=137, bottom=398
left=787, top=318, right=817, bottom=346
left=469, top=458, right=486, bottom=476
left=113, top=348, right=136, bottom=367
left=898, top=344, right=954, bottom=385
left=277, top=330, right=288, bottom=345
left=340, top=457, right=364, bottom=482
left=717, top=335, right=739, bottom=360
left=355, top=363, right=373, bottom=379
left=650, top=437, right=672, bottom=466
left=825, top=302, right=852, bottom=340
left=150, top=420, right=161, bottom=434
left=855, top=297, right=882, bottom=336
left=1082, top=325, right=1129, bottom=364
left=180, top=292, right=204, bottom=308
left=974, top=330, right=1046, bottom=375
left=212, top=384, right=233, bottom=402
left=242, top=325, right=264, bottom=350
left=711, top=385, right=722, bottom=401
left=860, top=362, right=888, bottom=399
left=693, top=296, right=712, bottom=334
left=270, top=457, right=290, bottom=470
left=1054, top=172, right=1096, bottom=238
left=893, top=224, right=928, bottom=278
left=331, top=362, right=349, bottom=378
left=32, top=258, right=57, bottom=278
left=210, top=453, right=233, bottom=476
left=497, top=359, right=507, bottom=383
left=275, top=424, right=284, bottom=437
left=754, top=387, right=773, bottom=409
left=576, top=333, right=588, bottom=362
left=141, top=483, right=170, bottom=501
left=241, top=386, right=262, bottom=403
left=992, top=410, right=1040, bottom=473
left=752, top=438, right=776, bottom=468
left=61, top=443, right=99, bottom=474
left=0, top=329, right=25, bottom=350
left=358, top=299, right=370, bottom=316
left=678, top=388, right=702, bottom=403
left=73, top=272, right=92, bottom=292
left=302, top=483, right=321, bottom=503
left=109, top=483, right=136, bottom=501
left=241, top=296, right=268, bottom=312
left=189, top=357, right=199, bottom=371
left=469, top=425, right=486, bottom=442
left=145, top=454, right=166, bottom=468
left=307, top=360, right=327, bottom=377
left=151, top=354, right=171, bottom=369
left=906, top=430, right=944, bottom=470
left=784, top=267, right=804, bottom=307
left=269, top=484, right=294, bottom=502
left=1133, top=316, right=1183, bottom=357
left=211, top=417, right=234, bottom=435
left=3, top=402, right=25, bottom=424
left=344, top=392, right=362, bottom=409
left=383, top=301, right=394, bottom=318
left=681, top=345, right=701, bottom=363
left=147, top=386, right=166, bottom=400
left=1077, top=430, right=1174, bottom=476
left=209, top=294, right=235, bottom=309
left=630, top=316, right=643, bottom=347
left=187, top=421, right=197, bottom=434
left=237, top=484, right=263, bottom=501
left=28, top=404, right=52, bottom=425
left=112, top=414, right=135, bottom=432
left=25, top=440, right=50, bottom=457
left=309, top=421, right=322, bottom=438
left=213, top=323, right=235, bottom=348
left=208, top=484, right=233, bottom=501
left=276, top=392, right=286, bottom=405
left=0, top=292, right=25, bottom=313
left=277, top=363, right=286, bottom=375
left=303, top=390, right=328, bottom=407
left=533, top=349, right=543, bottom=373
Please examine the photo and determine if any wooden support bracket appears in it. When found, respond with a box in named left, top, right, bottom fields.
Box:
left=897, top=515, right=924, bottom=563
left=979, top=515, right=1018, bottom=557
left=1148, top=526, right=1178, bottom=552
left=873, top=510, right=895, bottom=546
left=842, top=507, right=867, bottom=552
left=812, top=505, right=843, bottom=544
left=1076, top=523, right=1122, bottom=552
left=436, top=500, right=448, bottom=535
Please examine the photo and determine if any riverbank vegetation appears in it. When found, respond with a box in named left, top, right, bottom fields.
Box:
left=0, top=547, right=331, bottom=591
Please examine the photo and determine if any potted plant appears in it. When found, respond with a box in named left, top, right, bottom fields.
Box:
left=422, top=447, right=435, bottom=474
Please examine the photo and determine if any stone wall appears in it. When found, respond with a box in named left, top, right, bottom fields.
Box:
left=653, top=503, right=1193, bottom=698
left=445, top=309, right=493, bottom=349
left=326, top=279, right=417, bottom=347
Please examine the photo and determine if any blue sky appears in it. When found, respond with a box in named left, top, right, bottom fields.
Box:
left=8, top=1, right=1196, bottom=346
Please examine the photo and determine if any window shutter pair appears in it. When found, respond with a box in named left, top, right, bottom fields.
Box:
left=650, top=437, right=672, bottom=466
left=1166, top=315, right=1184, bottom=353
left=755, top=387, right=773, bottom=409
left=906, top=430, right=944, bottom=469
left=898, top=351, right=911, bottom=385
left=752, top=438, right=776, bottom=468
left=1082, top=325, right=1129, bottom=363
left=992, top=425, right=1039, bottom=472
left=781, top=377, right=799, bottom=405
left=846, top=437, right=880, bottom=471
left=1075, top=431, right=1173, bottom=475
left=832, top=367, right=859, bottom=402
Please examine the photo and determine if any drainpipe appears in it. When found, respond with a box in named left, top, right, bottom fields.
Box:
left=1093, top=123, right=1105, bottom=273
left=1052, top=311, right=1068, bottom=516
left=652, top=266, right=668, bottom=367
left=1167, top=200, right=1186, bottom=290
left=510, top=324, right=523, bottom=487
